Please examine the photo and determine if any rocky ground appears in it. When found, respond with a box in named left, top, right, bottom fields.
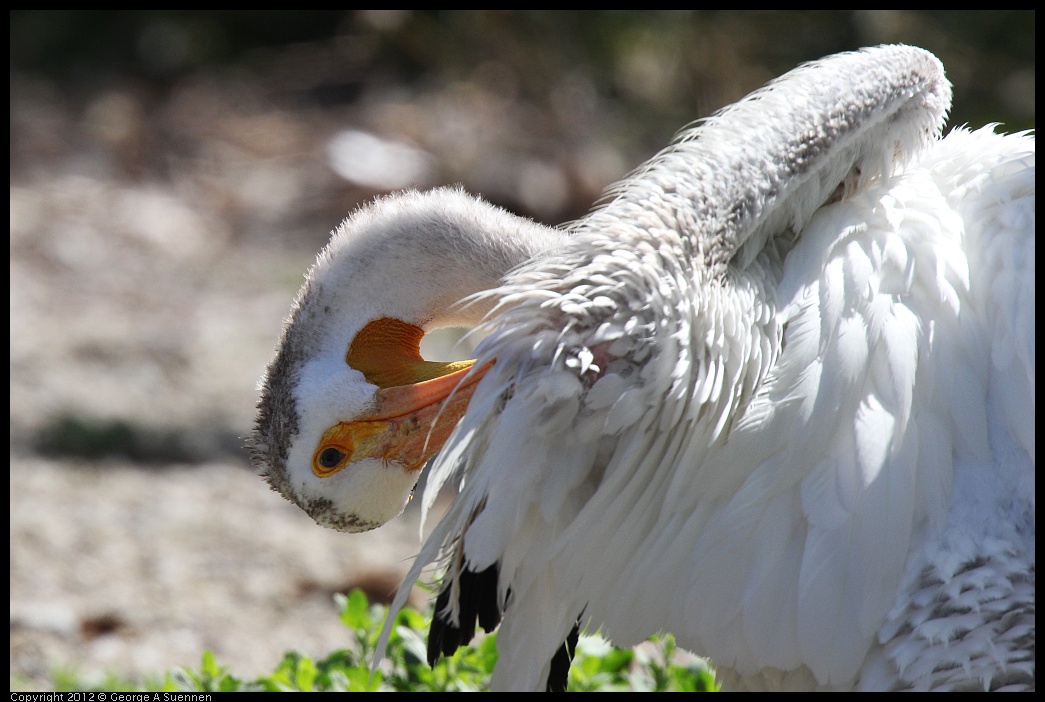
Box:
left=10, top=457, right=436, bottom=688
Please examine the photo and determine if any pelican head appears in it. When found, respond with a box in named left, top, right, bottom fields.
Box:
left=250, top=187, right=562, bottom=532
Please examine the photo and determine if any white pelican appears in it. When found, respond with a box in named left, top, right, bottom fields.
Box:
left=251, top=45, right=1034, bottom=691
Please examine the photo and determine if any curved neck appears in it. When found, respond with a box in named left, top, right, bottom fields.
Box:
left=296, top=188, right=564, bottom=360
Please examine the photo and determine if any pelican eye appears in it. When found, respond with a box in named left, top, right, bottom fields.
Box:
left=318, top=447, right=345, bottom=468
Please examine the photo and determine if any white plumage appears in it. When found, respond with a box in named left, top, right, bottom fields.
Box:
left=252, top=45, right=1034, bottom=691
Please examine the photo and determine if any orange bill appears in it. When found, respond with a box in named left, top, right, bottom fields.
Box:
left=312, top=359, right=492, bottom=477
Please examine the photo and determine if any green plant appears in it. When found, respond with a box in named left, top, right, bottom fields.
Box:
left=161, top=590, right=718, bottom=692
left=36, top=590, right=718, bottom=692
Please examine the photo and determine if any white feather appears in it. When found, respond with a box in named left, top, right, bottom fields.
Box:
left=392, top=47, right=1031, bottom=691
left=253, top=46, right=1034, bottom=692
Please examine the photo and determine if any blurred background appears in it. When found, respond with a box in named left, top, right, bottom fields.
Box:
left=9, top=10, right=1035, bottom=690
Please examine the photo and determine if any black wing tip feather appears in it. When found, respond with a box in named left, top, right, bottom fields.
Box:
left=427, top=563, right=502, bottom=667
left=426, top=562, right=581, bottom=692
left=545, top=621, right=581, bottom=692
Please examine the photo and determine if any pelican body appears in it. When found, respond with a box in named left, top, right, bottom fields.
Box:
left=252, top=45, right=1034, bottom=691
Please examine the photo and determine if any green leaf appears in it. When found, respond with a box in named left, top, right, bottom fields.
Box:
left=294, top=655, right=317, bottom=691
left=340, top=589, right=373, bottom=630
